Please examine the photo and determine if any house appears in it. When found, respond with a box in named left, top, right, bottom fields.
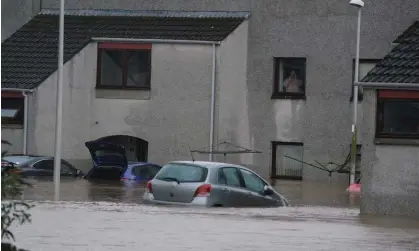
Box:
left=359, top=21, right=419, bottom=218
left=2, top=1, right=419, bottom=182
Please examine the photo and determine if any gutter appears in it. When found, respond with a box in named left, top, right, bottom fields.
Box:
left=355, top=82, right=419, bottom=90
left=91, top=37, right=221, bottom=45
left=209, top=44, right=217, bottom=161
left=2, top=88, right=35, bottom=154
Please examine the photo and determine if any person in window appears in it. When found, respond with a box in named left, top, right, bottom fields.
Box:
left=283, top=71, right=303, bottom=93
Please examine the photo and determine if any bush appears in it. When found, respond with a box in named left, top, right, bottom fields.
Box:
left=1, top=140, right=33, bottom=251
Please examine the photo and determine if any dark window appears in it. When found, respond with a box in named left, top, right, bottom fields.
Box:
left=155, top=163, right=207, bottom=183
left=239, top=168, right=265, bottom=193
left=350, top=59, right=380, bottom=101
left=61, top=161, right=76, bottom=174
left=96, top=43, right=152, bottom=90
left=132, top=164, right=161, bottom=179
left=377, top=98, right=419, bottom=139
left=1, top=98, right=24, bottom=125
left=220, top=167, right=242, bottom=187
left=271, top=142, right=304, bottom=180
left=33, top=160, right=54, bottom=170
left=272, top=58, right=306, bottom=99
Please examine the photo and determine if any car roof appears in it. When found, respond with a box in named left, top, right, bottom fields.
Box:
left=127, top=162, right=160, bottom=168
left=2, top=155, right=45, bottom=165
left=168, top=161, right=252, bottom=171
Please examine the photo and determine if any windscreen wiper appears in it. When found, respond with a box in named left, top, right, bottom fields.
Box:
left=161, top=177, right=180, bottom=184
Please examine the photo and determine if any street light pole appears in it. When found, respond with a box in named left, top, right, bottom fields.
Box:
left=349, top=0, right=364, bottom=185
left=53, top=0, right=65, bottom=201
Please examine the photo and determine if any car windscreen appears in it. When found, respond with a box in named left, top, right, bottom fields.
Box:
left=154, top=163, right=208, bottom=183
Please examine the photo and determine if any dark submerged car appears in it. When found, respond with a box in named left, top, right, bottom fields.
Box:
left=1, top=155, right=84, bottom=178
left=83, top=140, right=162, bottom=182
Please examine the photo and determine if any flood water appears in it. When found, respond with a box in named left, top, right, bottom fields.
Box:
left=9, top=179, right=419, bottom=250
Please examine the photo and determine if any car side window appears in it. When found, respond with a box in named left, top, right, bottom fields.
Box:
left=60, top=161, right=75, bottom=174
left=132, top=165, right=161, bottom=179
left=220, top=167, right=241, bottom=187
left=239, top=169, right=265, bottom=193
left=33, top=160, right=54, bottom=170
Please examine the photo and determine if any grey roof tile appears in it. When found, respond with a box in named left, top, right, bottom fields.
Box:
left=361, top=21, right=419, bottom=84
left=1, top=10, right=249, bottom=89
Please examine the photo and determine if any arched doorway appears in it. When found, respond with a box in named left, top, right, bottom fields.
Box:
left=97, top=135, right=148, bottom=162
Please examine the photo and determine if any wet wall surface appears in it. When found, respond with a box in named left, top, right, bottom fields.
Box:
left=9, top=179, right=419, bottom=251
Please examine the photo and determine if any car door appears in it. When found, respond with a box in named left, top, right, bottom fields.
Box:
left=32, top=159, right=54, bottom=176
left=217, top=167, right=248, bottom=207
left=238, top=168, right=277, bottom=207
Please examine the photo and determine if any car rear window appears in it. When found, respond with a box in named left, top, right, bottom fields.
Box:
left=155, top=163, right=208, bottom=183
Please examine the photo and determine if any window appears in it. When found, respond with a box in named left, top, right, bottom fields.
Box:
left=350, top=59, right=380, bottom=101
left=96, top=43, right=152, bottom=90
left=271, top=142, right=304, bottom=180
left=376, top=90, right=419, bottom=139
left=272, top=58, right=306, bottom=99
left=219, top=167, right=242, bottom=187
left=239, top=169, right=265, bottom=193
left=33, top=160, right=54, bottom=170
left=155, top=163, right=207, bottom=182
left=60, top=161, right=76, bottom=174
left=132, top=164, right=161, bottom=180
left=1, top=98, right=24, bottom=126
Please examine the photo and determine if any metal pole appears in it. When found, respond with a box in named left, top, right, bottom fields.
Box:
left=209, top=44, right=216, bottom=161
left=53, top=0, right=65, bottom=201
left=350, top=8, right=362, bottom=185
left=22, top=92, right=29, bottom=155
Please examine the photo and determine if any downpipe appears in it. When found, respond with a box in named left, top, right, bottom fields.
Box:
left=209, top=44, right=217, bottom=161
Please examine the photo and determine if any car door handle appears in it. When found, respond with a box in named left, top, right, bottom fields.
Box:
left=222, top=188, right=230, bottom=193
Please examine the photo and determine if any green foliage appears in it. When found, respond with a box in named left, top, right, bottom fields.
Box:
left=1, top=140, right=33, bottom=251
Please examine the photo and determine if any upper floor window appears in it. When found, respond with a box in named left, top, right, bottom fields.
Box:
left=272, top=57, right=306, bottom=99
left=1, top=97, right=24, bottom=126
left=350, top=59, right=380, bottom=101
left=376, top=90, right=419, bottom=139
left=96, top=43, right=152, bottom=90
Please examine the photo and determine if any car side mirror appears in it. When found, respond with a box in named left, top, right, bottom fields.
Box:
left=263, top=185, right=274, bottom=196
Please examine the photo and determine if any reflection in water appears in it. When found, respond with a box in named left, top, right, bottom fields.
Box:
left=13, top=179, right=419, bottom=250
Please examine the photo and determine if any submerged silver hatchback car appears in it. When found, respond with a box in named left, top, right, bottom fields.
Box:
left=143, top=161, right=289, bottom=207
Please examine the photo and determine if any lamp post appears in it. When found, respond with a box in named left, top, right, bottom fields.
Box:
left=349, top=0, right=364, bottom=185
left=53, top=0, right=65, bottom=201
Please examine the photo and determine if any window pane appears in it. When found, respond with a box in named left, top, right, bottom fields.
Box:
left=33, top=160, right=54, bottom=170
left=1, top=109, right=19, bottom=118
left=132, top=165, right=161, bottom=179
left=279, top=59, right=305, bottom=93
left=275, top=144, right=304, bottom=178
left=222, top=168, right=241, bottom=187
left=382, top=101, right=419, bottom=134
left=126, top=51, right=151, bottom=88
left=240, top=169, right=264, bottom=193
left=100, top=50, right=123, bottom=86
left=61, top=162, right=74, bottom=174
left=155, top=164, right=207, bottom=182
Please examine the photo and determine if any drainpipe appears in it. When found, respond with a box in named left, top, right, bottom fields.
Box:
left=209, top=43, right=217, bottom=162
left=2, top=88, right=34, bottom=154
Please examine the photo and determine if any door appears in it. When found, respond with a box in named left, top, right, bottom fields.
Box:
left=238, top=168, right=277, bottom=207
left=217, top=167, right=248, bottom=207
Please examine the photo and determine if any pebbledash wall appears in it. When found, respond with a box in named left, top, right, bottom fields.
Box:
left=2, top=0, right=419, bottom=180
left=360, top=90, right=419, bottom=219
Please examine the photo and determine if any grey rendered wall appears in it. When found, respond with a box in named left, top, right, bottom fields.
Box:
left=360, top=90, right=419, bottom=218
left=27, top=43, right=214, bottom=171
left=1, top=127, right=23, bottom=154
left=4, top=0, right=419, bottom=180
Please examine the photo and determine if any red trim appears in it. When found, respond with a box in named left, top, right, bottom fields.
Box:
left=98, top=43, right=152, bottom=50
left=378, top=90, right=419, bottom=99
left=1, top=91, right=23, bottom=98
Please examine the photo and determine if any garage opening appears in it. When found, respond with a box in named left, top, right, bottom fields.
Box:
left=84, top=135, right=148, bottom=181
left=97, top=135, right=148, bottom=162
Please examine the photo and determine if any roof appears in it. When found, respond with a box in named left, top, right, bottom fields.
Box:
left=1, top=9, right=250, bottom=90
left=362, top=21, right=419, bottom=83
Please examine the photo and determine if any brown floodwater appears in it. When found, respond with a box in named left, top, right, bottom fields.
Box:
left=8, top=178, right=419, bottom=251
